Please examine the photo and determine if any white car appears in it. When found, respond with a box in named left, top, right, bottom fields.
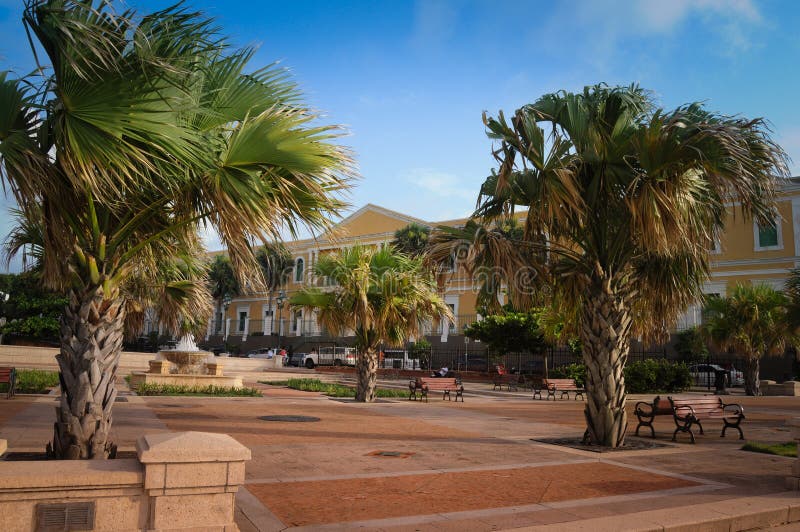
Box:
left=246, top=348, right=277, bottom=359
left=688, top=364, right=744, bottom=387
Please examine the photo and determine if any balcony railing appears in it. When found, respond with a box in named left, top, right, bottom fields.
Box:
left=205, top=314, right=482, bottom=340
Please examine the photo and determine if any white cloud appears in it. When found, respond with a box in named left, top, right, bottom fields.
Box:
left=410, top=0, right=458, bottom=49
left=405, top=168, right=476, bottom=201
left=539, top=0, right=763, bottom=69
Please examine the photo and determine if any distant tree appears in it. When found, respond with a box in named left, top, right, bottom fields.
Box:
left=0, top=272, right=67, bottom=342
left=703, top=284, right=796, bottom=396
left=208, top=255, right=240, bottom=330
left=673, top=326, right=708, bottom=363
left=256, top=242, right=292, bottom=329
left=463, top=312, right=546, bottom=356
left=392, top=223, right=431, bottom=256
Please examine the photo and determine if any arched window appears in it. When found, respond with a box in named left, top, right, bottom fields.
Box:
left=295, top=258, right=304, bottom=283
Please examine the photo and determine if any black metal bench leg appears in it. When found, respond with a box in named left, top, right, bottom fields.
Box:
left=696, top=420, right=704, bottom=435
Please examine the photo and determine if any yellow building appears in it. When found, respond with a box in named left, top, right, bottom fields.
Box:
left=208, top=177, right=800, bottom=350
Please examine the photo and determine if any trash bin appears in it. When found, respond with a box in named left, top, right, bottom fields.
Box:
left=714, top=369, right=729, bottom=395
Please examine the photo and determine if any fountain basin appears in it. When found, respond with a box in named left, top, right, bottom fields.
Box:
left=159, top=350, right=212, bottom=374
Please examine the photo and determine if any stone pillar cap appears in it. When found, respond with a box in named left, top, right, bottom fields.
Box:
left=137, top=431, right=251, bottom=463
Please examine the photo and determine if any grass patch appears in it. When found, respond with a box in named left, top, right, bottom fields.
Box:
left=259, top=380, right=289, bottom=386
left=134, top=383, right=262, bottom=397
left=271, top=378, right=408, bottom=398
left=0, top=369, right=59, bottom=394
left=741, top=441, right=797, bottom=458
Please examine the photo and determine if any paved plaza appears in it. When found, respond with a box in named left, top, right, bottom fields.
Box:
left=1, top=373, right=799, bottom=531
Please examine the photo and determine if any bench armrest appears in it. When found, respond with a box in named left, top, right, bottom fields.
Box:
left=723, top=403, right=744, bottom=417
left=634, top=401, right=654, bottom=416
left=673, top=404, right=696, bottom=420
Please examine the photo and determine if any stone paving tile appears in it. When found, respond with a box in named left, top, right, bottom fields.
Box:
left=248, top=462, right=698, bottom=527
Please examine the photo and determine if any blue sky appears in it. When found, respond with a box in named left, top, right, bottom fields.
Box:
left=1, top=0, right=799, bottom=258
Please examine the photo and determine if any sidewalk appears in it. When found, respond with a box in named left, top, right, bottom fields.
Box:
left=1, top=374, right=798, bottom=530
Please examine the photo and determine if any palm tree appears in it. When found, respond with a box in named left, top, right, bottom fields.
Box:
left=255, top=242, right=292, bottom=333
left=0, top=1, right=351, bottom=458
left=207, top=254, right=240, bottom=333
left=427, top=217, right=533, bottom=313
left=703, top=284, right=797, bottom=396
left=482, top=84, right=788, bottom=446
left=291, top=245, right=451, bottom=402
left=392, top=223, right=431, bottom=256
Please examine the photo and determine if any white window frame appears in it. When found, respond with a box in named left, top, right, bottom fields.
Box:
left=753, top=218, right=783, bottom=251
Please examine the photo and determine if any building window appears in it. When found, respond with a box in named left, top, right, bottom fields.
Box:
left=295, top=258, right=304, bottom=282
left=754, top=219, right=782, bottom=251
left=292, top=310, right=302, bottom=333
left=237, top=311, right=248, bottom=332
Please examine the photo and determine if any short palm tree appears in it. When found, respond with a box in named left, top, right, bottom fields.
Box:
left=0, top=1, right=351, bottom=458
left=392, top=223, right=431, bottom=257
left=703, top=284, right=797, bottom=396
left=291, top=245, right=452, bottom=401
left=482, top=84, right=788, bottom=446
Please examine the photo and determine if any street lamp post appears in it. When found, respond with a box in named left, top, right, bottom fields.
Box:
left=275, top=290, right=287, bottom=352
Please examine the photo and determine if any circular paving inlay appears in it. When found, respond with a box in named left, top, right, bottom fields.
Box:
left=259, top=415, right=321, bottom=422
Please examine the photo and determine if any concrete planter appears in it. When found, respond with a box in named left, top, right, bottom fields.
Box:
left=0, top=432, right=250, bottom=531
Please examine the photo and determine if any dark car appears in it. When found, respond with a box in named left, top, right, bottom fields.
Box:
left=515, top=359, right=545, bottom=375
left=285, top=352, right=305, bottom=367
left=453, top=354, right=489, bottom=372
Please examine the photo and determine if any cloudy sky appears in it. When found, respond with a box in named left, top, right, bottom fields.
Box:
left=0, top=0, right=798, bottom=259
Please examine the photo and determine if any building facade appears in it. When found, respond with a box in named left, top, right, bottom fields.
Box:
left=204, top=178, right=800, bottom=352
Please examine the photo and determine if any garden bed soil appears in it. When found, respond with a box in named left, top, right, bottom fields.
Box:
left=532, top=436, right=674, bottom=453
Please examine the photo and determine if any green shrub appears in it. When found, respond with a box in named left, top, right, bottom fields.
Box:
left=624, top=359, right=692, bottom=393
left=548, top=359, right=691, bottom=394
left=0, top=369, right=60, bottom=394
left=134, top=383, right=261, bottom=396
left=550, top=363, right=586, bottom=387
left=275, top=378, right=408, bottom=398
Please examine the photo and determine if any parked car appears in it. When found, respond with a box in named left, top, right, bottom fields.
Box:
left=246, top=348, right=276, bottom=359
left=688, top=364, right=744, bottom=387
left=285, top=352, right=306, bottom=367
left=452, top=354, right=489, bottom=372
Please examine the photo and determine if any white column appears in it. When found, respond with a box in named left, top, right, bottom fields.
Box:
left=205, top=316, right=212, bottom=341
left=440, top=314, right=449, bottom=343
left=224, top=318, right=231, bottom=341
left=242, top=317, right=249, bottom=342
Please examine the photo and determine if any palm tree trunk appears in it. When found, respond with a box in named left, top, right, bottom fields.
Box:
left=743, top=356, right=760, bottom=396
left=48, top=284, right=124, bottom=459
left=355, top=347, right=378, bottom=402
left=580, top=284, right=632, bottom=448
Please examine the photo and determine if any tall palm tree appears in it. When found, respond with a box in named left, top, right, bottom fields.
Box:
left=703, top=284, right=797, bottom=396
left=256, top=241, right=292, bottom=333
left=291, top=245, right=452, bottom=401
left=207, top=254, right=240, bottom=333
left=0, top=1, right=351, bottom=458
left=482, top=84, right=788, bottom=446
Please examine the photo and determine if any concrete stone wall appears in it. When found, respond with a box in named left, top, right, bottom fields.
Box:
left=0, top=345, right=274, bottom=372
left=0, top=432, right=249, bottom=532
left=760, top=380, right=800, bottom=396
